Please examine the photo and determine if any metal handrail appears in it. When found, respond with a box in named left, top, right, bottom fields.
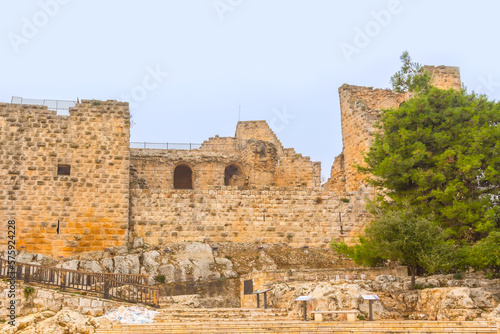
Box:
left=0, top=258, right=159, bottom=308
left=131, top=141, right=246, bottom=151
left=131, top=142, right=203, bottom=150
left=11, top=96, right=76, bottom=116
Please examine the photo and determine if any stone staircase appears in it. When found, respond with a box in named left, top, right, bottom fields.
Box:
left=155, top=308, right=289, bottom=322
left=96, top=308, right=498, bottom=334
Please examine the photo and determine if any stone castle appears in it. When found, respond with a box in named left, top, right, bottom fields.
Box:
left=0, top=66, right=461, bottom=256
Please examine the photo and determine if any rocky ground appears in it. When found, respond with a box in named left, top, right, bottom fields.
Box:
left=0, top=309, right=111, bottom=334
left=1, top=274, right=499, bottom=333
left=271, top=274, right=500, bottom=321
left=5, top=240, right=351, bottom=285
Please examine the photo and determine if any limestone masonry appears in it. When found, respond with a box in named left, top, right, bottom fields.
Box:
left=0, top=66, right=461, bottom=256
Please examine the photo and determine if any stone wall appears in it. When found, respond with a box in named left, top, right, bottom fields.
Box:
left=0, top=100, right=130, bottom=256
left=130, top=187, right=372, bottom=248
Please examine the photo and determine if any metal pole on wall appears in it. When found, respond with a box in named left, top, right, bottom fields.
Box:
left=303, top=301, right=307, bottom=321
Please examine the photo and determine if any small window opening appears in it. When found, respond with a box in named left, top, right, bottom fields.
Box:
left=57, top=165, right=71, bottom=176
left=174, top=164, right=193, bottom=189
left=225, top=164, right=242, bottom=186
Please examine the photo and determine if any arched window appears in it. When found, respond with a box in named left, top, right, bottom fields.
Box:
left=174, top=164, right=193, bottom=189
left=224, top=164, right=242, bottom=186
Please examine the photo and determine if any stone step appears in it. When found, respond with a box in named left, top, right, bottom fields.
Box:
left=97, top=328, right=496, bottom=334
left=157, top=308, right=287, bottom=313
left=96, top=321, right=498, bottom=334
left=155, top=308, right=289, bottom=320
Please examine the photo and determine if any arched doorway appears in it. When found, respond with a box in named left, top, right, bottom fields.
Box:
left=174, top=164, right=193, bottom=189
left=224, top=164, right=242, bottom=186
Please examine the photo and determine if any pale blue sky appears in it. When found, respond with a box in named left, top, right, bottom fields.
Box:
left=1, top=1, right=499, bottom=180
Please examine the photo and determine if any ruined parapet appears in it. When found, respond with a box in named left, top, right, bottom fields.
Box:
left=131, top=120, right=321, bottom=190
left=235, top=121, right=284, bottom=154
left=274, top=151, right=321, bottom=188
left=424, top=65, right=461, bottom=91
left=0, top=100, right=130, bottom=256
left=240, top=139, right=279, bottom=186
left=323, top=153, right=347, bottom=193
left=235, top=121, right=321, bottom=188
left=199, top=136, right=241, bottom=152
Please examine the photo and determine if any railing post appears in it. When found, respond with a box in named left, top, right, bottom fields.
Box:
left=24, top=265, right=30, bottom=283
left=104, top=277, right=110, bottom=299
left=61, top=271, right=66, bottom=292
left=16, top=264, right=22, bottom=280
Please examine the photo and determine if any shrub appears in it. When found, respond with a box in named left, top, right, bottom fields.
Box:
left=155, top=275, right=166, bottom=284
left=24, top=286, right=35, bottom=300
left=485, top=272, right=495, bottom=279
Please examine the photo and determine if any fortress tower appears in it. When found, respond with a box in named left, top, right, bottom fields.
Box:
left=0, top=100, right=130, bottom=256
left=324, top=66, right=462, bottom=193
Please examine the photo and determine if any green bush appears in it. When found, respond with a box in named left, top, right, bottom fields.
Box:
left=414, top=283, right=429, bottom=290
left=24, top=286, right=35, bottom=300
left=155, top=275, right=166, bottom=284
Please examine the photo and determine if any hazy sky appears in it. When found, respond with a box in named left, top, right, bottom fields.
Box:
left=1, top=1, right=499, bottom=180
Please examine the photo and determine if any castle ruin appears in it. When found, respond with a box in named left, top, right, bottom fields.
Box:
left=0, top=66, right=461, bottom=256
